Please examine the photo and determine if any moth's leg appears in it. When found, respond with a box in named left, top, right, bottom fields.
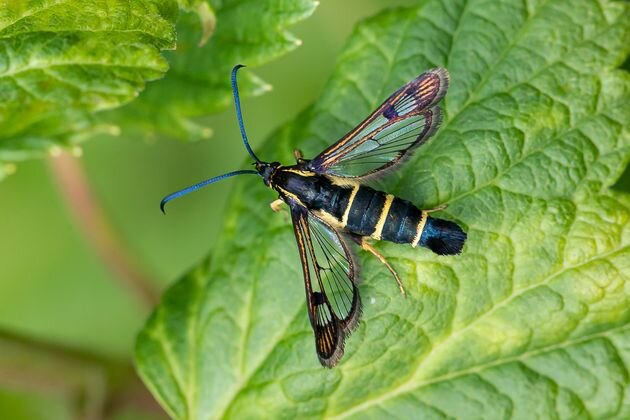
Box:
left=270, top=199, right=285, bottom=213
left=293, top=149, right=312, bottom=165
left=425, top=203, right=448, bottom=213
left=270, top=199, right=290, bottom=222
left=294, top=148, right=313, bottom=166
left=351, top=235, right=406, bottom=296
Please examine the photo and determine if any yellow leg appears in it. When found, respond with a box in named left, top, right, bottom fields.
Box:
left=294, top=148, right=309, bottom=164
left=360, top=238, right=406, bottom=297
left=270, top=199, right=285, bottom=213
left=270, top=199, right=290, bottom=221
left=425, top=203, right=448, bottom=213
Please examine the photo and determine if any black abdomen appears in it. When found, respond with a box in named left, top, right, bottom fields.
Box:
left=345, top=187, right=388, bottom=236
left=379, top=196, right=424, bottom=244
left=419, top=217, right=467, bottom=255
left=346, top=186, right=467, bottom=255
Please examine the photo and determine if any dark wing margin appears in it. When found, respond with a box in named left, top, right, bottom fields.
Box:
left=307, top=68, right=449, bottom=178
left=290, top=202, right=361, bottom=367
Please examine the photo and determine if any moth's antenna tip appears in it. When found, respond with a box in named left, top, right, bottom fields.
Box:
left=231, top=64, right=261, bottom=164
left=159, top=170, right=257, bottom=213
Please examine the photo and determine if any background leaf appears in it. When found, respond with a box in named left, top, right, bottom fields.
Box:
left=102, top=0, right=319, bottom=141
left=0, top=0, right=317, bottom=180
left=0, top=0, right=178, bottom=168
left=136, top=0, right=630, bottom=418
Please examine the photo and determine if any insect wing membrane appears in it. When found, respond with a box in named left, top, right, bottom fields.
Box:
left=290, top=204, right=361, bottom=367
left=308, top=68, right=449, bottom=178
left=309, top=216, right=360, bottom=328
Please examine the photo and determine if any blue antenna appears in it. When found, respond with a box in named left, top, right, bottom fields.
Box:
left=160, top=65, right=264, bottom=213
left=232, top=64, right=261, bottom=163
left=160, top=170, right=257, bottom=213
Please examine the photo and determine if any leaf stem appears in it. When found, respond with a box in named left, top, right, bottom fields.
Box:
left=47, top=152, right=160, bottom=310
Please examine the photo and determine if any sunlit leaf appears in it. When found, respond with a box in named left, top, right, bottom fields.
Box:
left=103, top=0, right=319, bottom=141
left=136, top=0, right=630, bottom=418
left=0, top=0, right=178, bottom=168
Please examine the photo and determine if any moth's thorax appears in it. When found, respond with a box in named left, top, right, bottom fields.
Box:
left=270, top=166, right=325, bottom=206
left=271, top=167, right=355, bottom=228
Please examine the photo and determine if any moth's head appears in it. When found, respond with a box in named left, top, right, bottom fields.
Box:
left=255, top=161, right=281, bottom=186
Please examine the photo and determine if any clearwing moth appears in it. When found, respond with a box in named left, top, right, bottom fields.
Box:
left=161, top=65, right=467, bottom=367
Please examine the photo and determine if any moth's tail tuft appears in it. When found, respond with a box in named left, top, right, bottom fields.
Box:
left=420, top=217, right=467, bottom=255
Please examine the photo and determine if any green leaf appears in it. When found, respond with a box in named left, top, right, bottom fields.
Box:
left=176, top=1, right=217, bottom=47
left=102, top=0, right=319, bottom=141
left=0, top=0, right=178, bottom=167
left=136, top=0, right=630, bottom=418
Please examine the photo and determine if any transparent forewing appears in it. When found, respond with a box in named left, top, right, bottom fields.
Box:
left=324, top=108, right=440, bottom=177
left=308, top=68, right=449, bottom=178
left=290, top=204, right=361, bottom=367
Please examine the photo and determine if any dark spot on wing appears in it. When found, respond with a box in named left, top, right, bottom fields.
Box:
left=383, top=104, right=398, bottom=120
left=313, top=291, right=325, bottom=305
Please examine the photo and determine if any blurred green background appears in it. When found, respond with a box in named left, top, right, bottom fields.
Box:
left=0, top=1, right=425, bottom=418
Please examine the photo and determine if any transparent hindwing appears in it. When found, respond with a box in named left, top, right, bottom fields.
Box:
left=290, top=203, right=361, bottom=367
